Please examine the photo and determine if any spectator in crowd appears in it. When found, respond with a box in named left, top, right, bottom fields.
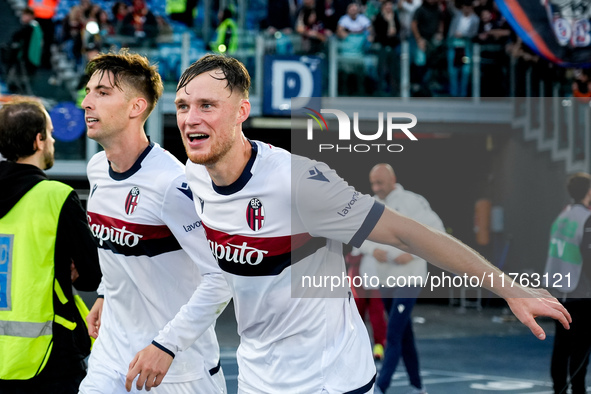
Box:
left=337, top=2, right=372, bottom=39
left=27, top=0, right=57, bottom=68
left=1, top=7, right=43, bottom=94
left=296, top=0, right=329, bottom=53
left=571, top=68, right=591, bottom=102
left=364, top=0, right=385, bottom=20
left=82, top=8, right=115, bottom=57
left=474, top=6, right=511, bottom=96
left=373, top=0, right=401, bottom=95
left=411, top=0, right=445, bottom=96
left=210, top=7, right=239, bottom=54
left=446, top=0, right=479, bottom=97
left=336, top=2, right=373, bottom=95
left=472, top=0, right=494, bottom=16
left=60, top=5, right=85, bottom=67
left=508, top=34, right=556, bottom=97
left=397, top=0, right=422, bottom=40
left=79, top=0, right=93, bottom=18
left=111, top=2, right=130, bottom=34
left=476, top=6, right=510, bottom=44
left=321, top=0, right=348, bottom=33
left=264, top=0, right=297, bottom=34
left=85, top=4, right=102, bottom=21
left=120, top=0, right=159, bottom=46
left=97, top=9, right=115, bottom=37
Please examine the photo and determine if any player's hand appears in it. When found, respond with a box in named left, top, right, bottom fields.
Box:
left=505, top=287, right=571, bottom=340
left=126, top=344, right=173, bottom=392
left=87, top=297, right=104, bottom=339
left=373, top=249, right=388, bottom=263
left=394, top=253, right=413, bottom=265
left=417, top=38, right=427, bottom=51
left=71, top=261, right=79, bottom=282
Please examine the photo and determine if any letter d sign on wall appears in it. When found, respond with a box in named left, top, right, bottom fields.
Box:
left=263, top=55, right=322, bottom=116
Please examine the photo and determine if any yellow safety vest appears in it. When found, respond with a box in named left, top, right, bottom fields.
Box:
left=211, top=18, right=239, bottom=54
left=0, top=180, right=85, bottom=380
left=166, top=0, right=187, bottom=15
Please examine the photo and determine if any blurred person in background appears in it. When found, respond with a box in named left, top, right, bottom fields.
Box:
left=296, top=0, right=329, bottom=54
left=397, top=0, right=422, bottom=40
left=210, top=7, right=239, bottom=55
left=474, top=5, right=511, bottom=97
left=120, top=0, right=159, bottom=46
left=545, top=172, right=591, bottom=394
left=1, top=7, right=43, bottom=94
left=373, top=0, right=401, bottom=95
left=411, top=0, right=445, bottom=96
left=446, top=0, right=479, bottom=97
left=0, top=98, right=101, bottom=393
left=571, top=68, right=591, bottom=102
left=28, top=0, right=57, bottom=68
left=111, top=2, right=131, bottom=34
left=360, top=164, right=444, bottom=394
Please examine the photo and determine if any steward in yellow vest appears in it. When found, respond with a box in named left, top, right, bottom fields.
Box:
left=210, top=8, right=239, bottom=55
left=0, top=99, right=101, bottom=393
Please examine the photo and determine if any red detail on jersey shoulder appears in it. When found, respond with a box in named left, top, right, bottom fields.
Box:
left=202, top=223, right=312, bottom=257
left=87, top=211, right=173, bottom=240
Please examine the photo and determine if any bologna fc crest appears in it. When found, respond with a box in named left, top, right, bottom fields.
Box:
left=246, top=198, right=265, bottom=231
left=125, top=187, right=140, bottom=215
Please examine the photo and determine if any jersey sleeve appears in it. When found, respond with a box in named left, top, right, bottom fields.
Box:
left=293, top=160, right=384, bottom=248
left=153, top=174, right=232, bottom=354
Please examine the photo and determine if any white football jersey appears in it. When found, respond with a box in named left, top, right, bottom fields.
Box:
left=184, top=140, right=383, bottom=393
left=85, top=142, right=231, bottom=383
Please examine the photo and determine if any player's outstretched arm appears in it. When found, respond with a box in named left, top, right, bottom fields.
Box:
left=367, top=207, right=571, bottom=339
left=126, top=344, right=172, bottom=392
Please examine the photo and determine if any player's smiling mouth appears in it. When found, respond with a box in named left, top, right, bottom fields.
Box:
left=188, top=133, right=209, bottom=142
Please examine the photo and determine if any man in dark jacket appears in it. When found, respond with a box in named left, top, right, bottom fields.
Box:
left=1, top=7, right=43, bottom=94
left=0, top=99, right=102, bottom=393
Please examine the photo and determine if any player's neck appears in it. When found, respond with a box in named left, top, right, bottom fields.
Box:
left=206, top=135, right=252, bottom=187
left=104, top=131, right=150, bottom=174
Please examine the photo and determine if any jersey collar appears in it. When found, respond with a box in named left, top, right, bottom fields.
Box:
left=109, top=141, right=154, bottom=181
left=212, top=140, right=258, bottom=195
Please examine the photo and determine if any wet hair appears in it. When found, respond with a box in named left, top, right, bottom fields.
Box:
left=85, top=48, right=163, bottom=119
left=0, top=99, right=47, bottom=161
left=567, top=172, right=591, bottom=202
left=177, top=54, right=250, bottom=98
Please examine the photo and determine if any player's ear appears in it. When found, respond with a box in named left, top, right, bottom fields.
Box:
left=237, top=99, right=250, bottom=124
left=130, top=97, right=148, bottom=119
left=33, top=132, right=44, bottom=152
